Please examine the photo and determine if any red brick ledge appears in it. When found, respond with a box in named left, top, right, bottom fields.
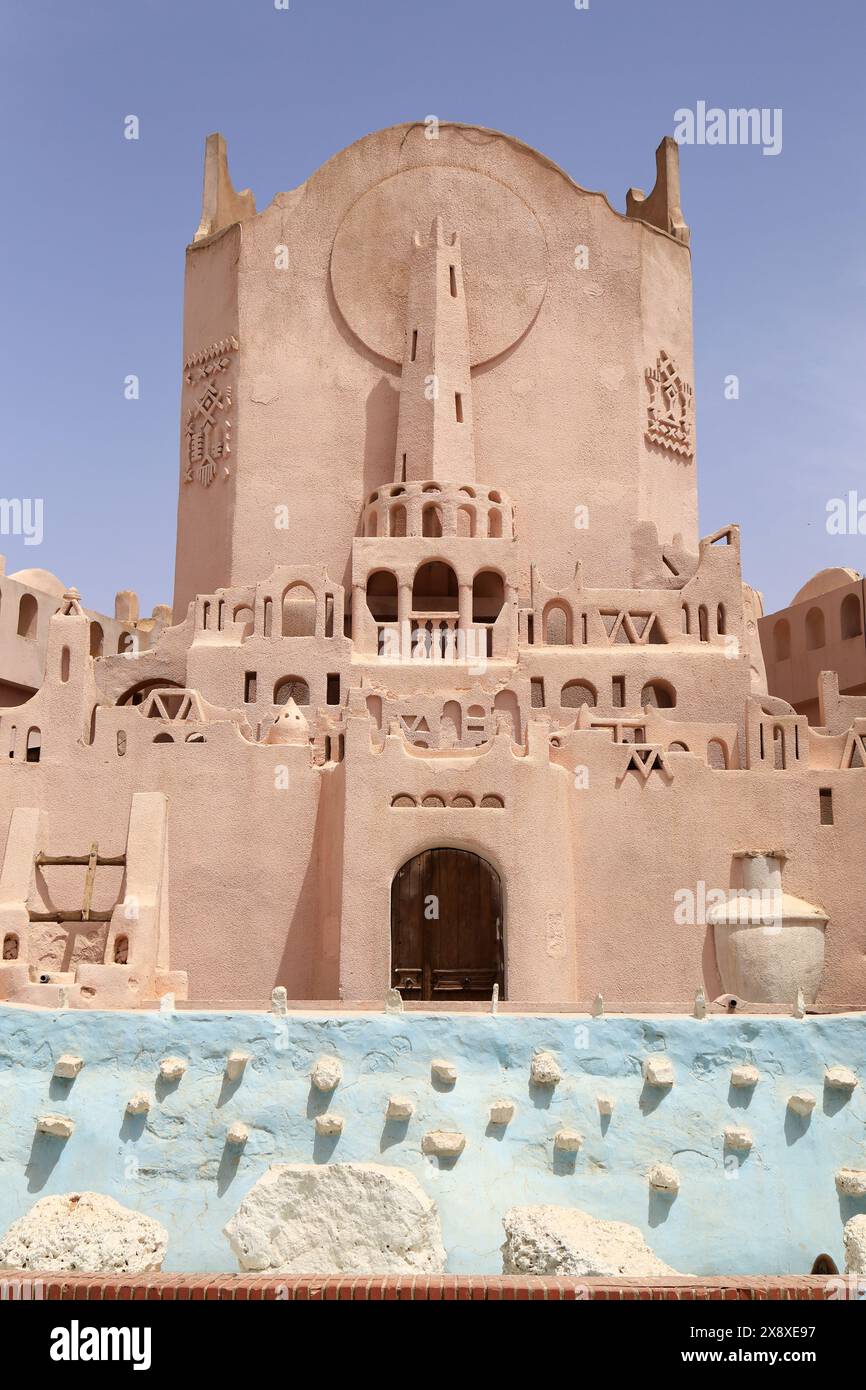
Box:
left=0, top=1273, right=835, bottom=1301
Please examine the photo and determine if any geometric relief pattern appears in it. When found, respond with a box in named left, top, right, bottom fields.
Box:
left=623, top=746, right=670, bottom=782
left=183, top=336, right=239, bottom=487
left=140, top=689, right=206, bottom=722
left=841, top=731, right=866, bottom=769
left=645, top=349, right=694, bottom=459
left=599, top=610, right=665, bottom=645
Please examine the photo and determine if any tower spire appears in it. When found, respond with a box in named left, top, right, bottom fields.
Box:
left=394, top=215, right=475, bottom=484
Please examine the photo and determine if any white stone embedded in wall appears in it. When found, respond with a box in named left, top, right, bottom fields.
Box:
left=642, top=1056, right=675, bottom=1087
left=431, top=1059, right=457, bottom=1086
left=386, top=1096, right=415, bottom=1121
left=835, top=1169, right=866, bottom=1198
left=597, top=1095, right=615, bottom=1116
left=315, top=1114, right=344, bottom=1137
left=159, top=1056, right=188, bottom=1082
left=224, top=1163, right=446, bottom=1274
left=648, top=1163, right=680, bottom=1194
left=126, top=1092, right=152, bottom=1116
left=227, top=1122, right=249, bottom=1146
left=723, top=1125, right=753, bottom=1151
left=530, top=1051, right=562, bottom=1087
left=36, top=1114, right=74, bottom=1139
left=421, top=1130, right=466, bottom=1158
left=226, top=1050, right=252, bottom=1081
left=311, top=1056, right=342, bottom=1092
left=271, top=986, right=288, bottom=1016
left=844, top=1214, right=866, bottom=1275
left=825, top=1065, right=858, bottom=1092
left=730, top=1064, right=759, bottom=1088
left=501, top=1206, right=681, bottom=1277
left=0, top=1192, right=167, bottom=1273
left=53, top=1054, right=84, bottom=1080
left=554, top=1129, right=583, bottom=1153
left=489, top=1099, right=515, bottom=1125
left=787, top=1090, right=816, bottom=1117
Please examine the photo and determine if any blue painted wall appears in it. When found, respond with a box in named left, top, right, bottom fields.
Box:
left=0, top=1006, right=864, bottom=1274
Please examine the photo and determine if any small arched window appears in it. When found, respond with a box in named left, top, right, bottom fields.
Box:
left=560, top=680, right=596, bottom=709
left=773, top=619, right=791, bottom=662
left=17, top=594, right=38, bottom=640
left=89, top=622, right=104, bottom=657
left=805, top=607, right=825, bottom=651
left=641, top=681, right=676, bottom=709
left=841, top=593, right=863, bottom=641
left=274, top=677, right=310, bottom=706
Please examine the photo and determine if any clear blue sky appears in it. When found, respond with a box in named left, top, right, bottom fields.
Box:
left=1, top=0, right=864, bottom=616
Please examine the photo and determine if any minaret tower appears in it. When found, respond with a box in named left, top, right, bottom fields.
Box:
left=394, top=215, right=475, bottom=484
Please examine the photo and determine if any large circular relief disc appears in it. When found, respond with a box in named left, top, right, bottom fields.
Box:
left=330, top=165, right=548, bottom=367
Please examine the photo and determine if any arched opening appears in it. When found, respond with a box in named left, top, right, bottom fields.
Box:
left=561, top=680, right=596, bottom=709
left=457, top=505, right=475, bottom=538
left=117, top=678, right=184, bottom=708
left=421, top=504, right=443, bottom=538
left=274, top=677, right=310, bottom=706
left=282, top=582, right=317, bottom=637
left=60, top=647, right=70, bottom=683
left=472, top=570, right=504, bottom=624
left=773, top=619, right=791, bottom=662
left=641, top=680, right=676, bottom=709
left=390, top=504, right=407, bottom=538
left=698, top=605, right=709, bottom=643
left=707, top=738, right=729, bottom=769
left=365, top=570, right=398, bottom=622
left=488, top=509, right=503, bottom=538
left=841, top=593, right=863, bottom=640
left=17, top=594, right=38, bottom=640
left=25, top=728, right=41, bottom=763
left=390, top=848, right=504, bottom=1001
left=89, top=622, right=104, bottom=657
left=805, top=607, right=825, bottom=651
left=543, top=602, right=572, bottom=646
left=233, top=605, right=254, bottom=637
left=412, top=562, right=458, bottom=614
left=114, top=935, right=129, bottom=964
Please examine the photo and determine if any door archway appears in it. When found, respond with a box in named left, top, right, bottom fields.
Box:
left=390, top=848, right=504, bottom=1001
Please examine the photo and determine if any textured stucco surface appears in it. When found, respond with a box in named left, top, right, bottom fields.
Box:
left=0, top=1005, right=864, bottom=1274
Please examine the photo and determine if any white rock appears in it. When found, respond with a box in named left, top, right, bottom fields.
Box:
left=0, top=1193, right=167, bottom=1273
left=502, top=1206, right=681, bottom=1277
left=315, top=1114, right=343, bottom=1137
left=159, top=1056, right=187, bottom=1082
left=386, top=1095, right=415, bottom=1121
left=844, top=1214, right=866, bottom=1275
left=311, top=1055, right=342, bottom=1092
left=227, top=1122, right=249, bottom=1146
left=788, top=1090, right=816, bottom=1117
left=36, top=1114, right=74, bottom=1139
left=648, top=1163, right=680, bottom=1194
left=271, top=986, right=288, bottom=1016
left=126, top=1092, right=151, bottom=1115
left=826, top=1065, right=858, bottom=1093
left=489, top=1099, right=515, bottom=1125
left=723, top=1125, right=753, bottom=1151
left=530, top=1051, right=562, bottom=1087
left=53, top=1054, right=84, bottom=1080
left=421, top=1130, right=466, bottom=1158
left=554, top=1129, right=583, bottom=1153
left=431, top=1059, right=457, bottom=1086
left=642, top=1056, right=675, bottom=1087
left=226, top=1050, right=252, bottom=1081
left=597, top=1095, right=615, bottom=1116
left=224, top=1163, right=445, bottom=1274
left=730, top=1064, right=759, bottom=1088
left=835, top=1169, right=866, bottom=1198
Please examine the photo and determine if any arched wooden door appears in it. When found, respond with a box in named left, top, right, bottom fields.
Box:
left=391, top=848, right=504, bottom=1001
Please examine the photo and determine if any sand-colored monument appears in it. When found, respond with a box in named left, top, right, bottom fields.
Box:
left=0, top=123, right=863, bottom=1013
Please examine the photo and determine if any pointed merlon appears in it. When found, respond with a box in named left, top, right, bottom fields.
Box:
left=194, top=133, right=256, bottom=245
left=626, top=137, right=690, bottom=246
